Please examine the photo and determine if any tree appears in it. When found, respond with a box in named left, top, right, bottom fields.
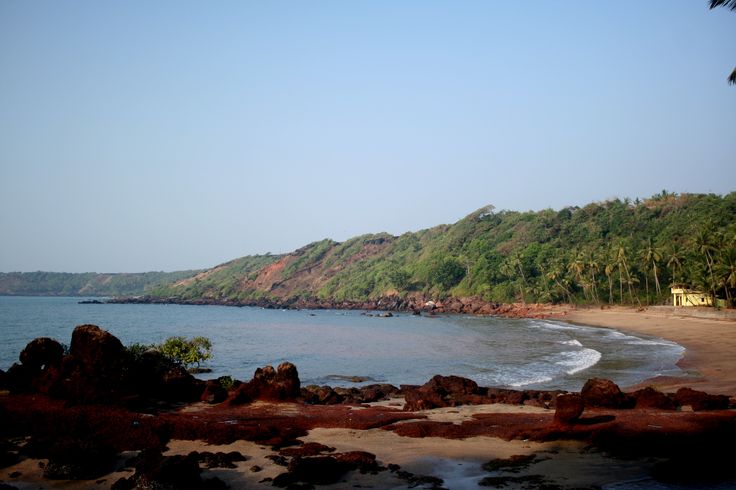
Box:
left=710, top=0, right=736, bottom=84
left=428, top=256, right=466, bottom=291
left=640, top=239, right=663, bottom=304
left=666, top=245, right=684, bottom=286
left=694, top=229, right=718, bottom=306
left=159, top=336, right=213, bottom=369
left=387, top=267, right=411, bottom=291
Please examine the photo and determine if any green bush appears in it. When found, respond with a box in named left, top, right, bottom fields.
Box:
left=217, top=375, right=235, bottom=390
left=158, top=336, right=212, bottom=369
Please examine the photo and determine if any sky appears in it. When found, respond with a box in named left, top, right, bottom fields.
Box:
left=1, top=1, right=735, bottom=273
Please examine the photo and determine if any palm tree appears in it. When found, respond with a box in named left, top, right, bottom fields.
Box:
left=568, top=252, right=588, bottom=302
left=640, top=239, right=663, bottom=304
left=586, top=249, right=601, bottom=304
left=716, top=247, right=736, bottom=306
left=546, top=260, right=573, bottom=304
left=666, top=245, right=684, bottom=286
left=616, top=243, right=639, bottom=306
left=694, top=229, right=718, bottom=306
left=710, top=1, right=736, bottom=84
left=604, top=261, right=615, bottom=305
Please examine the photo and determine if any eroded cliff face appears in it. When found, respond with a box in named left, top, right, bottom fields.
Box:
left=152, top=235, right=399, bottom=304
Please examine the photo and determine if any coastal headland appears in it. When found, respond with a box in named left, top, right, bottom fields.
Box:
left=1, top=308, right=735, bottom=489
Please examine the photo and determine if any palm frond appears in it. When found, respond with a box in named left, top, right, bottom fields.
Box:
left=710, top=0, right=736, bottom=10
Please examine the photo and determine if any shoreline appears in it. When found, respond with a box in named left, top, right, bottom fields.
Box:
left=2, top=321, right=736, bottom=489
left=560, top=305, right=736, bottom=395
left=103, top=295, right=736, bottom=395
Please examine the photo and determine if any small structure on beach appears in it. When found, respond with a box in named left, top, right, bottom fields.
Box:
left=671, top=286, right=716, bottom=307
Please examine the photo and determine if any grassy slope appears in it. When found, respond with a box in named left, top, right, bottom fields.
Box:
left=148, top=192, right=736, bottom=307
left=0, top=270, right=201, bottom=297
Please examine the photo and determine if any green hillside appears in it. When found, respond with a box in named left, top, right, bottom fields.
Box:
left=150, top=192, right=736, bottom=308
left=0, top=270, right=201, bottom=297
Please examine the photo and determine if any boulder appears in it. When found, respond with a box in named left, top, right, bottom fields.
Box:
left=273, top=456, right=351, bottom=487
left=69, top=324, right=127, bottom=373
left=301, top=385, right=344, bottom=405
left=42, top=438, right=116, bottom=480
left=334, top=451, right=380, bottom=473
left=674, top=387, right=730, bottom=411
left=201, top=379, right=228, bottom=404
left=581, top=378, right=634, bottom=409
left=632, top=387, right=676, bottom=410
left=404, top=375, right=481, bottom=411
left=554, top=393, right=584, bottom=424
left=56, top=325, right=129, bottom=403
left=4, top=363, right=33, bottom=394
left=358, top=383, right=400, bottom=403
left=112, top=450, right=207, bottom=490
left=19, top=337, right=64, bottom=371
left=229, top=362, right=301, bottom=404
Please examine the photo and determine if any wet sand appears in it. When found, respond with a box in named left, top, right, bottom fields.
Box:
left=562, top=306, right=736, bottom=395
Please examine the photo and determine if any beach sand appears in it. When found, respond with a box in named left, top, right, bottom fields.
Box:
left=562, top=305, right=736, bottom=395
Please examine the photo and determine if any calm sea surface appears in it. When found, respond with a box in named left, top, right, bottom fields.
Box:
left=0, top=296, right=685, bottom=391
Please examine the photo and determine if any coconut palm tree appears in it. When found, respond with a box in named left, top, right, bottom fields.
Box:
left=666, top=245, right=684, bottom=286
left=640, top=239, right=663, bottom=304
left=616, top=243, right=639, bottom=306
left=710, top=1, right=736, bottom=84
left=694, top=229, right=718, bottom=305
left=586, top=249, right=601, bottom=304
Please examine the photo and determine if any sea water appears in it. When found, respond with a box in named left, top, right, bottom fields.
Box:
left=0, top=296, right=685, bottom=391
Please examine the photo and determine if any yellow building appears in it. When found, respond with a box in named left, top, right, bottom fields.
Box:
left=671, top=287, right=713, bottom=307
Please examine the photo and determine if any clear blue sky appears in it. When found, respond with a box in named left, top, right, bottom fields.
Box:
left=1, top=1, right=734, bottom=273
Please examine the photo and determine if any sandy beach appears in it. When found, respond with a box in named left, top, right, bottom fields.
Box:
left=562, top=305, right=736, bottom=395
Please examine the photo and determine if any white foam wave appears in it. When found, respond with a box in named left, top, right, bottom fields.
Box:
left=556, top=348, right=602, bottom=375
left=625, top=339, right=676, bottom=347
left=508, top=375, right=554, bottom=387
left=529, top=320, right=581, bottom=331
left=560, top=339, right=583, bottom=347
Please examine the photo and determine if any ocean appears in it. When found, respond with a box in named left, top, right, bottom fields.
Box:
left=0, top=296, right=685, bottom=391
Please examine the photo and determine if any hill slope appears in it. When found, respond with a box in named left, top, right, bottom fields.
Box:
left=0, top=270, right=201, bottom=297
left=150, top=192, right=736, bottom=308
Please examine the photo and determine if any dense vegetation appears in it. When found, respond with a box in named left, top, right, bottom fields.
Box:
left=0, top=270, right=200, bottom=297
left=127, top=336, right=213, bottom=370
left=151, top=192, right=736, bottom=308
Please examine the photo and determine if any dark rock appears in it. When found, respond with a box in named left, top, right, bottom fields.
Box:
left=201, top=379, right=228, bottom=404
left=127, top=349, right=203, bottom=402
left=301, top=385, right=344, bottom=405
left=674, top=388, right=729, bottom=411
left=190, top=450, right=247, bottom=468
left=229, top=362, right=301, bottom=404
left=122, top=449, right=206, bottom=490
left=358, top=384, right=400, bottom=403
left=404, top=375, right=481, bottom=411
left=334, top=451, right=380, bottom=473
left=266, top=454, right=289, bottom=467
left=554, top=393, right=584, bottom=424
left=59, top=325, right=128, bottom=403
left=273, top=456, right=350, bottom=487
left=19, top=337, right=64, bottom=371
left=280, top=442, right=335, bottom=458
left=0, top=440, right=20, bottom=468
left=4, top=364, right=33, bottom=394
left=633, top=387, right=677, bottom=410
left=42, top=438, right=116, bottom=480
left=581, top=378, right=634, bottom=409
